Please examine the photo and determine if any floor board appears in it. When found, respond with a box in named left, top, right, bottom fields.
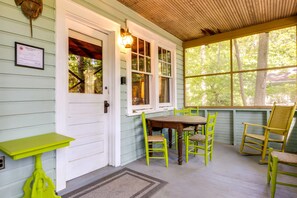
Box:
left=58, top=143, right=297, bottom=198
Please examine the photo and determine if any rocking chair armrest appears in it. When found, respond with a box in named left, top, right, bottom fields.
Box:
left=242, top=122, right=266, bottom=128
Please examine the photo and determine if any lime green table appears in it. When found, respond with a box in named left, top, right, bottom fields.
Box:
left=0, top=133, right=74, bottom=198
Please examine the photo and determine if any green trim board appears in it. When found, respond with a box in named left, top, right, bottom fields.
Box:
left=0, top=133, right=74, bottom=160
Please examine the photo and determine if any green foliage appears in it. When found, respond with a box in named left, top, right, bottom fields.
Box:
left=68, top=54, right=103, bottom=94
left=185, top=26, right=297, bottom=106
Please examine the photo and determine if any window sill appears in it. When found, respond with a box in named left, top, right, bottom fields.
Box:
left=126, top=107, right=174, bottom=116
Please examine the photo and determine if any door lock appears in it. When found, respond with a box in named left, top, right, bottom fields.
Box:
left=104, top=101, right=110, bottom=113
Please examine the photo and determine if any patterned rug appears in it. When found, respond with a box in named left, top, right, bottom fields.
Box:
left=62, top=168, right=167, bottom=198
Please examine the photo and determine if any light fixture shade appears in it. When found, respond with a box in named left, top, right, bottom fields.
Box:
left=121, top=28, right=133, bottom=48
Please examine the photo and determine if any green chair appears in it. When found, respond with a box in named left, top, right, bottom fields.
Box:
left=173, top=107, right=199, bottom=150
left=267, top=148, right=297, bottom=198
left=141, top=112, right=168, bottom=167
left=185, top=112, right=218, bottom=166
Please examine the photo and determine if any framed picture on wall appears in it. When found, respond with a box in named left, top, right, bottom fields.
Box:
left=15, top=42, right=44, bottom=70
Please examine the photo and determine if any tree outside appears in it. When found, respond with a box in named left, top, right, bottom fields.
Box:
left=185, top=26, right=296, bottom=107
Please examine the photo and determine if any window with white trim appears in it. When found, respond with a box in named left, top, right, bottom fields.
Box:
left=126, top=21, right=176, bottom=115
left=131, top=36, right=151, bottom=106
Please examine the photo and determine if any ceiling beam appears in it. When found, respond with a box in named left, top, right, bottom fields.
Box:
left=183, top=15, right=297, bottom=48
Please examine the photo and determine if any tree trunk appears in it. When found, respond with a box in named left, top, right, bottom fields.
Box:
left=233, top=39, right=247, bottom=105
left=78, top=57, right=85, bottom=92
left=254, top=33, right=269, bottom=106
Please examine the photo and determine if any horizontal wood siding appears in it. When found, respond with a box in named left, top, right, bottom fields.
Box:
left=0, top=0, right=56, bottom=197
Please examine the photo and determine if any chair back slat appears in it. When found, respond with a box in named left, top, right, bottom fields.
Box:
left=268, top=103, right=297, bottom=135
left=205, top=112, right=218, bottom=137
left=174, top=108, right=191, bottom=116
left=188, top=107, right=199, bottom=116
left=174, top=107, right=199, bottom=116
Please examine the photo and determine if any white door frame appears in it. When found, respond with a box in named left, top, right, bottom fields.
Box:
left=55, top=0, right=121, bottom=191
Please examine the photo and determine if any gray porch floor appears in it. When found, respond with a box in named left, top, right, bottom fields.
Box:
left=58, top=143, right=297, bottom=198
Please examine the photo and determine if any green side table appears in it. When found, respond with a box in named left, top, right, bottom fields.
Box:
left=0, top=133, right=74, bottom=198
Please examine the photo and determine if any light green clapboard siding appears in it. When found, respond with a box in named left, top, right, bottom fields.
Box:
left=0, top=0, right=56, bottom=197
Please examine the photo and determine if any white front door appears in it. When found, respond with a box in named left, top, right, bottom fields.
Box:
left=66, top=20, right=109, bottom=180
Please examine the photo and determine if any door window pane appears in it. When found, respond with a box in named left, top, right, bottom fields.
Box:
left=68, top=30, right=103, bottom=94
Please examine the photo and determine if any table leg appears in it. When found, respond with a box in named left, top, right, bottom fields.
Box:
left=177, top=125, right=183, bottom=165
left=23, top=154, right=60, bottom=198
left=168, top=128, right=172, bottom=148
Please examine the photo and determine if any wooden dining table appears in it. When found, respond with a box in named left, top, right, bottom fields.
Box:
left=146, top=115, right=207, bottom=165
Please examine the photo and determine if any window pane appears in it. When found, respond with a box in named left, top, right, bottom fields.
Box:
left=158, top=47, right=162, bottom=60
left=139, top=39, right=144, bottom=55
left=233, top=28, right=297, bottom=71
left=139, top=56, right=144, bottom=71
left=132, top=73, right=150, bottom=105
left=68, top=35, right=103, bottom=94
left=185, top=75, right=231, bottom=106
left=166, top=64, right=171, bottom=76
left=159, top=77, right=170, bottom=103
left=158, top=62, right=162, bottom=75
left=132, top=36, right=137, bottom=53
left=233, top=68, right=297, bottom=106
left=268, top=27, right=296, bottom=67
left=185, top=41, right=230, bottom=76
left=161, top=62, right=167, bottom=75
left=167, top=50, right=171, bottom=63
left=131, top=53, right=137, bottom=70
left=145, top=41, right=151, bottom=57
left=146, top=58, right=151, bottom=73
left=162, top=49, right=166, bottom=61
left=232, top=34, right=260, bottom=71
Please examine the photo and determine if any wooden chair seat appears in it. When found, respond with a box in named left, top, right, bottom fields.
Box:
left=189, top=134, right=206, bottom=141
left=271, top=151, right=297, bottom=164
left=147, top=135, right=165, bottom=142
left=184, top=126, right=195, bottom=131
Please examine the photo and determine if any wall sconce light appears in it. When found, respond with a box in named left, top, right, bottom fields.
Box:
left=121, top=28, right=133, bottom=48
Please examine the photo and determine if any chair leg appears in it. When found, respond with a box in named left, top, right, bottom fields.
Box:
left=270, top=156, right=278, bottom=198
left=164, top=139, right=168, bottom=168
left=210, top=143, right=214, bottom=161
left=145, top=142, right=150, bottom=166
left=267, top=149, right=272, bottom=184
left=185, top=136, right=189, bottom=163
left=260, top=139, right=269, bottom=164
left=175, top=131, right=178, bottom=150
left=239, top=134, right=246, bottom=154
left=204, top=143, right=208, bottom=166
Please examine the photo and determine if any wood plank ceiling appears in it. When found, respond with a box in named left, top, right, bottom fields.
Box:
left=117, top=0, right=297, bottom=41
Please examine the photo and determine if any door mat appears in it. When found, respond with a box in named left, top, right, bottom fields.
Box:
left=62, top=168, right=167, bottom=198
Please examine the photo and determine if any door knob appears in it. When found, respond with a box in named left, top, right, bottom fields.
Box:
left=104, top=101, right=110, bottom=113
